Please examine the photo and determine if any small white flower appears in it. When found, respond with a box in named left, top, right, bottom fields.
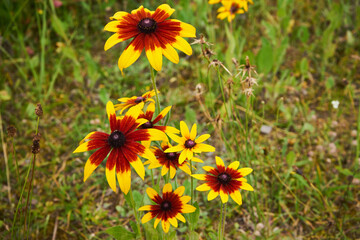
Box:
left=331, top=100, right=339, bottom=109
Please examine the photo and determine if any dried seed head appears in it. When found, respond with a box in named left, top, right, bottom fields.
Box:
left=245, top=56, right=250, bottom=69
left=191, top=34, right=213, bottom=46
left=232, top=58, right=239, bottom=68
left=7, top=125, right=17, bottom=137
left=292, top=166, right=303, bottom=176
left=203, top=47, right=215, bottom=58
left=35, top=103, right=43, bottom=117
left=31, top=134, right=41, bottom=154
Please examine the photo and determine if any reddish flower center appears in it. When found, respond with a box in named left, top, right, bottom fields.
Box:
left=108, top=130, right=126, bottom=148
left=230, top=4, right=239, bottom=14
left=160, top=200, right=172, bottom=211
left=165, top=152, right=178, bottom=161
left=141, top=121, right=153, bottom=129
left=185, top=139, right=196, bottom=148
left=218, top=172, right=231, bottom=185
left=135, top=96, right=145, bottom=103
left=138, top=18, right=157, bottom=34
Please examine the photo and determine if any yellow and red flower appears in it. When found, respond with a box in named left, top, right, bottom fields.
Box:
left=217, top=0, right=251, bottom=22
left=165, top=121, right=215, bottom=164
left=104, top=4, right=196, bottom=73
left=73, top=101, right=166, bottom=194
left=145, top=142, right=202, bottom=179
left=139, top=183, right=196, bottom=233
left=115, top=90, right=155, bottom=114
left=192, top=156, right=254, bottom=205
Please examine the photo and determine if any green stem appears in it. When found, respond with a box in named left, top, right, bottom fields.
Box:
left=150, top=169, right=155, bottom=187
left=217, top=67, right=230, bottom=120
left=190, top=161, right=194, bottom=205
left=218, top=201, right=223, bottom=240
left=0, top=111, right=12, bottom=205
left=129, top=188, right=143, bottom=240
left=222, top=203, right=227, bottom=240
left=12, top=139, right=20, bottom=182
left=356, top=96, right=360, bottom=166
left=150, top=66, right=160, bottom=115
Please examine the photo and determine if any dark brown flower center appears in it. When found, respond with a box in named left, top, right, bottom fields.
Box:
left=108, top=130, right=126, bottom=148
left=134, top=96, right=145, bottom=103
left=230, top=4, right=239, bottom=14
left=218, top=172, right=231, bottom=185
left=160, top=200, right=172, bottom=211
left=138, top=18, right=157, bottom=34
left=165, top=152, right=178, bottom=161
left=141, top=121, right=153, bottom=129
left=185, top=139, right=196, bottom=148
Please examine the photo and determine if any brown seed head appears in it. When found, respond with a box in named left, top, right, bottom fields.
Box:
left=7, top=125, right=17, bottom=137
left=35, top=103, right=43, bottom=117
left=32, top=133, right=41, bottom=154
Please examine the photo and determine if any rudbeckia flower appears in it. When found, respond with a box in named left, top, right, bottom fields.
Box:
left=139, top=183, right=196, bottom=233
left=104, top=4, right=196, bottom=73
left=115, top=90, right=155, bottom=114
left=217, top=0, right=250, bottom=22
left=192, top=156, right=254, bottom=205
left=73, top=101, right=167, bottom=194
left=165, top=121, right=215, bottom=164
left=145, top=142, right=203, bottom=179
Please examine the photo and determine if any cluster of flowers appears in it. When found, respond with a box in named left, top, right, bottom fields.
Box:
left=209, top=0, right=253, bottom=22
left=74, top=4, right=254, bottom=234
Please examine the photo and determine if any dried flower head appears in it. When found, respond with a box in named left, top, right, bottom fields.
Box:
left=7, top=125, right=17, bottom=137
left=32, top=134, right=41, bottom=154
left=35, top=103, right=43, bottom=117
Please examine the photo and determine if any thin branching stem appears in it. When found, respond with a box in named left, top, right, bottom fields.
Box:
left=129, top=188, right=143, bottom=240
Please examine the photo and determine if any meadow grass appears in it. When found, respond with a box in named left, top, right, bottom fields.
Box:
left=1, top=0, right=359, bottom=239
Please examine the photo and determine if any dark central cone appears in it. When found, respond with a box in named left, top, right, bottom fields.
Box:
left=218, top=172, right=231, bottom=185
left=134, top=96, right=145, bottom=103
left=230, top=4, right=239, bottom=14
left=160, top=201, right=172, bottom=211
left=141, top=121, right=153, bottom=129
left=185, top=139, right=196, bottom=148
left=138, top=18, right=157, bottom=34
left=165, top=152, right=177, bottom=161
left=108, top=130, right=126, bottom=148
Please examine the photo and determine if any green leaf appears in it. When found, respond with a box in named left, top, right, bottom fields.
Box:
left=325, top=77, right=335, bottom=90
left=105, top=226, right=135, bottom=240
left=133, top=190, right=144, bottom=209
left=256, top=38, right=273, bottom=75
left=189, top=201, right=200, bottom=228
left=188, top=232, right=200, bottom=240
left=335, top=166, right=353, bottom=176
left=99, top=88, right=110, bottom=106
left=286, top=151, right=296, bottom=167
left=51, top=14, right=68, bottom=42
left=301, top=123, right=314, bottom=134
left=185, top=105, right=197, bottom=124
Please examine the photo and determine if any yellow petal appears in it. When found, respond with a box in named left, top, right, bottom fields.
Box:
left=176, top=213, right=186, bottom=223
left=145, top=37, right=163, bottom=71
left=162, top=220, right=170, bottom=233
left=104, top=33, right=125, bottom=51
left=154, top=217, right=161, bottom=229
left=192, top=143, right=215, bottom=153
left=145, top=129, right=168, bottom=141
left=189, top=124, right=197, bottom=139
left=118, top=40, right=143, bottom=73
left=169, top=166, right=176, bottom=179
left=162, top=183, right=172, bottom=194
left=178, top=149, right=187, bottom=164
left=195, top=134, right=210, bottom=143
left=180, top=121, right=190, bottom=138
left=141, top=212, right=153, bottom=224
left=186, top=148, right=193, bottom=161
left=79, top=131, right=97, bottom=144
left=177, top=21, right=196, bottom=38
left=202, top=166, right=215, bottom=172
left=106, top=165, right=117, bottom=192
left=104, top=21, right=120, bottom=32
left=162, top=44, right=179, bottom=64
left=208, top=190, right=219, bottom=201
left=146, top=187, right=159, bottom=201
left=110, top=11, right=128, bottom=20
left=190, top=157, right=203, bottom=163
left=178, top=164, right=192, bottom=175
left=168, top=217, right=178, bottom=228
left=164, top=144, right=185, bottom=153
left=181, top=204, right=196, bottom=213
left=240, top=182, right=254, bottom=191
left=154, top=4, right=175, bottom=22
left=174, top=186, right=185, bottom=196
left=180, top=196, right=191, bottom=204
left=238, top=168, right=253, bottom=177
left=166, top=133, right=184, bottom=144
left=230, top=191, right=242, bottom=205
left=196, top=183, right=211, bottom=191
left=171, top=36, right=193, bottom=55
left=73, top=141, right=92, bottom=153
left=84, top=159, right=99, bottom=182
left=215, top=156, right=225, bottom=168
left=106, top=101, right=116, bottom=122
left=219, top=190, right=229, bottom=203
left=117, top=169, right=131, bottom=194
left=138, top=205, right=152, bottom=211
left=228, top=161, right=240, bottom=170
left=129, top=157, right=145, bottom=180
left=191, top=174, right=206, bottom=180
left=161, top=165, right=169, bottom=176
left=164, top=126, right=180, bottom=134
